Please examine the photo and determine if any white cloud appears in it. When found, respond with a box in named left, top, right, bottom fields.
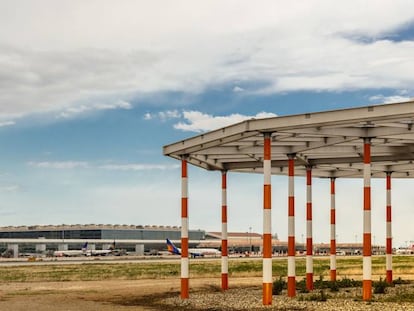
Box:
left=0, top=120, right=15, bottom=127
left=233, top=86, right=244, bottom=92
left=174, top=111, right=277, bottom=132
left=27, top=160, right=179, bottom=171
left=58, top=100, right=132, bottom=118
left=27, top=161, right=89, bottom=169
left=99, top=163, right=180, bottom=171
left=158, top=110, right=181, bottom=121
left=143, top=112, right=153, bottom=120
left=369, top=94, right=412, bottom=104
left=0, top=2, right=413, bottom=117
left=143, top=110, right=181, bottom=121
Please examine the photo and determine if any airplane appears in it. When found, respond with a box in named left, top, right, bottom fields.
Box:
left=89, top=241, right=116, bottom=256
left=166, top=238, right=221, bottom=257
left=53, top=242, right=89, bottom=257
left=395, top=244, right=414, bottom=255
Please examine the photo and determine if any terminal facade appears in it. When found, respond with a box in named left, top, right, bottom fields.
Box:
left=0, top=224, right=206, bottom=254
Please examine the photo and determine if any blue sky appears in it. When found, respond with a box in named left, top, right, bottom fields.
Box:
left=0, top=1, right=413, bottom=247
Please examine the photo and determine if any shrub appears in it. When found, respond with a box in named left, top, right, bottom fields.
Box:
left=272, top=277, right=286, bottom=295
left=373, top=278, right=389, bottom=294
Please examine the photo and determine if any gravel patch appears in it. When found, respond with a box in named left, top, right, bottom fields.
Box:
left=160, top=285, right=414, bottom=311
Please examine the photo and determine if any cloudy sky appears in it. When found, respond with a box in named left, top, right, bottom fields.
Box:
left=0, top=0, right=413, bottom=247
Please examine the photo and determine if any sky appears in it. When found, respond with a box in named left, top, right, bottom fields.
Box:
left=0, top=0, right=414, bottom=248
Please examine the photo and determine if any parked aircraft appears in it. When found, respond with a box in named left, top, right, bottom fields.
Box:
left=396, top=246, right=414, bottom=255
left=53, top=242, right=89, bottom=257
left=166, top=239, right=221, bottom=257
left=90, top=241, right=115, bottom=256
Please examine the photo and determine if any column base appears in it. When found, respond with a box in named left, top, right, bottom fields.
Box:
left=362, top=279, right=372, bottom=301
left=181, top=278, right=189, bottom=299
left=263, top=282, right=272, bottom=305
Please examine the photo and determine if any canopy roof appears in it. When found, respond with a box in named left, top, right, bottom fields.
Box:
left=163, top=101, right=414, bottom=178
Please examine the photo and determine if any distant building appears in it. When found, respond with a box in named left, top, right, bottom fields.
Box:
left=0, top=224, right=205, bottom=254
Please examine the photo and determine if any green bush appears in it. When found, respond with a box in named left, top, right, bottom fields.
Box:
left=272, top=277, right=286, bottom=295
left=373, top=278, right=389, bottom=294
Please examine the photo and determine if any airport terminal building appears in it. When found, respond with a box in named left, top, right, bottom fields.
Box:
left=0, top=224, right=206, bottom=255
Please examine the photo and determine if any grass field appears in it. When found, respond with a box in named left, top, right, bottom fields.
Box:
left=0, top=255, right=413, bottom=282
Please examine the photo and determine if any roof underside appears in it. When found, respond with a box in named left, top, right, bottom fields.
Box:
left=163, top=101, right=414, bottom=178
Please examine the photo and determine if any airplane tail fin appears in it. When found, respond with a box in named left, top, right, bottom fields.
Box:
left=166, top=238, right=181, bottom=255
left=82, top=242, right=88, bottom=251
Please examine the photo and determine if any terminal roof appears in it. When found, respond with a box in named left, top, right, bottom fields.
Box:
left=163, top=101, right=414, bottom=178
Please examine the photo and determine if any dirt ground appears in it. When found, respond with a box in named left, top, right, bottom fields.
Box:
left=0, top=277, right=255, bottom=311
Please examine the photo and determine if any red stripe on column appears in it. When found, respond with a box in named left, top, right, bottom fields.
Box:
left=181, top=238, right=189, bottom=257
left=221, top=274, right=228, bottom=290
left=306, top=238, right=312, bottom=256
left=222, top=240, right=228, bottom=257
left=306, top=203, right=312, bottom=220
left=288, top=236, right=295, bottom=256
left=222, top=206, right=227, bottom=223
left=182, top=160, right=187, bottom=177
left=181, top=198, right=188, bottom=217
left=288, top=197, right=295, bottom=215
left=264, top=185, right=271, bottom=209
left=181, top=279, right=189, bottom=299
left=263, top=234, right=272, bottom=258
left=330, top=209, right=335, bottom=225
left=363, top=188, right=371, bottom=210
left=386, top=206, right=391, bottom=222
left=364, top=143, right=371, bottom=164
left=264, top=137, right=271, bottom=160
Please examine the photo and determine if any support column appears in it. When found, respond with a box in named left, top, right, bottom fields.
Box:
left=262, top=133, right=272, bottom=305
left=221, top=171, right=229, bottom=290
left=386, top=172, right=393, bottom=284
left=330, top=177, right=337, bottom=282
left=363, top=138, right=372, bottom=300
left=306, top=166, right=313, bottom=291
left=287, top=154, right=296, bottom=297
left=181, top=158, right=189, bottom=299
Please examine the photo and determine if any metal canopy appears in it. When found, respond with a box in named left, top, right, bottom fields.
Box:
left=163, top=101, right=414, bottom=178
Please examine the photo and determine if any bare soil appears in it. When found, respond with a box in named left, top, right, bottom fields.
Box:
left=0, top=277, right=251, bottom=311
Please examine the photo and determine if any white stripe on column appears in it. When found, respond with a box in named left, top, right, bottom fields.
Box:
left=306, top=220, right=312, bottom=237
left=363, top=256, right=371, bottom=280
left=181, top=257, right=189, bottom=277
left=288, top=257, right=296, bottom=277
left=263, top=258, right=273, bottom=283
left=330, top=255, right=337, bottom=270
left=306, top=256, right=313, bottom=273
left=182, top=178, right=188, bottom=197
left=263, top=209, right=272, bottom=234
left=386, top=254, right=392, bottom=270
left=181, top=219, right=189, bottom=237
left=363, top=211, right=371, bottom=233
left=288, top=216, right=295, bottom=237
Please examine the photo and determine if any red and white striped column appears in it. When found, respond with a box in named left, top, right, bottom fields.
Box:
left=262, top=133, right=273, bottom=305
left=363, top=138, right=372, bottom=300
left=330, top=177, right=337, bottom=282
left=306, top=166, right=313, bottom=291
left=287, top=154, right=296, bottom=297
left=221, top=171, right=229, bottom=290
left=386, top=172, right=393, bottom=284
left=181, top=158, right=189, bottom=299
